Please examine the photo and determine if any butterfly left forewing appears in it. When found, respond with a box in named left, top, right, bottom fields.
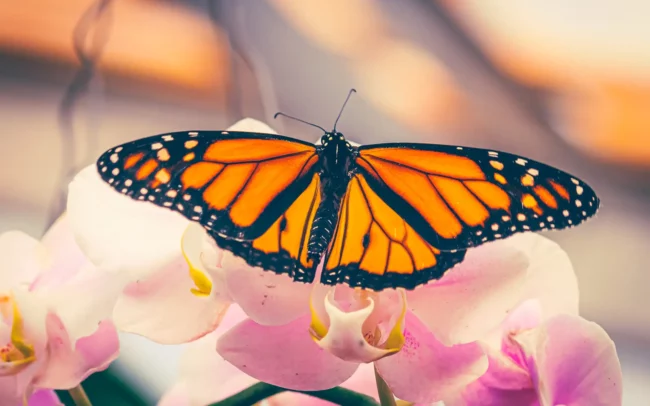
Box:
left=356, top=143, right=599, bottom=251
left=97, top=131, right=318, bottom=241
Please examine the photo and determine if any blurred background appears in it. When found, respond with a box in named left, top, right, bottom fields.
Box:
left=1, top=0, right=648, bottom=404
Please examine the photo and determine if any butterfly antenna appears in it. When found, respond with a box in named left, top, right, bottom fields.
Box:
left=333, top=88, right=357, bottom=131
left=273, top=112, right=327, bottom=133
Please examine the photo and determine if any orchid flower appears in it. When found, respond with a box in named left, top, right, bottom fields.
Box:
left=450, top=300, right=623, bottom=406
left=68, top=118, right=582, bottom=403
left=0, top=216, right=119, bottom=404
left=158, top=305, right=379, bottom=406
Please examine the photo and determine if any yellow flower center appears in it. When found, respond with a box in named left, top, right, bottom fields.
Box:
left=0, top=295, right=35, bottom=376
left=181, top=227, right=213, bottom=297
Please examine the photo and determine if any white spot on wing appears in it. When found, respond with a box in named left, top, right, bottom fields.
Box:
left=515, top=158, right=527, bottom=166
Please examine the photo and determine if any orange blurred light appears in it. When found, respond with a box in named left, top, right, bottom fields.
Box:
left=561, top=82, right=650, bottom=167
left=354, top=40, right=462, bottom=130
left=268, top=0, right=388, bottom=57
left=0, top=0, right=228, bottom=94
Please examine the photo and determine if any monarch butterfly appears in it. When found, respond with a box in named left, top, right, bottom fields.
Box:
left=96, top=94, right=599, bottom=291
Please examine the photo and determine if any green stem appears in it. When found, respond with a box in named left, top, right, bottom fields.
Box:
left=374, top=365, right=397, bottom=406
left=68, top=384, right=93, bottom=406
left=209, top=382, right=379, bottom=406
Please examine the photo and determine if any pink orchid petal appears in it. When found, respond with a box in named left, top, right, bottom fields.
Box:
left=114, top=256, right=230, bottom=344
left=499, top=300, right=543, bottom=364
left=0, top=231, right=45, bottom=291
left=26, top=389, right=63, bottom=406
left=0, top=377, right=22, bottom=405
left=38, top=263, right=127, bottom=342
left=217, top=314, right=359, bottom=391
left=158, top=306, right=258, bottom=405
left=407, top=237, right=530, bottom=345
left=452, top=382, right=539, bottom=406
left=34, top=215, right=86, bottom=289
left=518, top=315, right=623, bottom=406
left=221, top=254, right=312, bottom=325
left=375, top=312, right=488, bottom=404
left=512, top=234, right=579, bottom=318
left=35, top=314, right=119, bottom=389
left=67, top=165, right=189, bottom=279
left=453, top=344, right=537, bottom=406
left=158, top=383, right=190, bottom=406
left=338, top=363, right=378, bottom=400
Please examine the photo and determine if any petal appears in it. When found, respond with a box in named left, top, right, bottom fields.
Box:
left=158, top=306, right=259, bottom=405
left=310, top=288, right=406, bottom=363
left=35, top=314, right=119, bottom=389
left=0, top=231, right=45, bottom=291
left=221, top=254, right=312, bottom=325
left=375, top=312, right=488, bottom=404
left=452, top=381, right=538, bottom=406
left=407, top=237, right=530, bottom=345
left=217, top=314, right=359, bottom=391
left=227, top=118, right=278, bottom=134
left=37, top=262, right=127, bottom=342
left=157, top=383, right=190, bottom=406
left=26, top=389, right=63, bottom=406
left=32, top=215, right=87, bottom=290
left=113, top=255, right=229, bottom=344
left=512, top=233, right=579, bottom=318
left=0, top=376, right=23, bottom=405
left=67, top=165, right=189, bottom=278
left=517, top=315, right=623, bottom=406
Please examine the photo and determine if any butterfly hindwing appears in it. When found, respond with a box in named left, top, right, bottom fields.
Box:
left=356, top=143, right=599, bottom=251
left=213, top=174, right=322, bottom=282
left=97, top=131, right=318, bottom=241
left=321, top=173, right=467, bottom=290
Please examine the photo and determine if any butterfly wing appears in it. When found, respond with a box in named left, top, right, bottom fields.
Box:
left=322, top=173, right=467, bottom=290
left=213, top=173, right=322, bottom=282
left=97, top=130, right=321, bottom=280
left=356, top=143, right=599, bottom=251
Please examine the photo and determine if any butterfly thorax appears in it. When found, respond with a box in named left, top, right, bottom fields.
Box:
left=308, top=132, right=357, bottom=261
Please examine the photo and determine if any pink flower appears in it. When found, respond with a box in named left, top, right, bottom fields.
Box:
left=0, top=216, right=119, bottom=404
left=23, top=389, right=62, bottom=406
left=214, top=232, right=575, bottom=403
left=68, top=118, right=581, bottom=403
left=449, top=300, right=623, bottom=406
left=158, top=305, right=379, bottom=406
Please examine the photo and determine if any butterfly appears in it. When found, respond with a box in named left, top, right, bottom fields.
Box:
left=96, top=99, right=599, bottom=291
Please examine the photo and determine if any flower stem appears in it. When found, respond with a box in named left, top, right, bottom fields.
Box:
left=374, top=365, right=397, bottom=406
left=68, top=384, right=93, bottom=406
left=209, top=382, right=379, bottom=406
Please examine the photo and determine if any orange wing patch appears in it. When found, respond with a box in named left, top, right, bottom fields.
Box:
left=252, top=174, right=321, bottom=270
left=359, top=150, right=511, bottom=239
left=322, top=174, right=466, bottom=290
left=214, top=174, right=322, bottom=283
left=362, top=148, right=484, bottom=179
left=204, top=138, right=314, bottom=162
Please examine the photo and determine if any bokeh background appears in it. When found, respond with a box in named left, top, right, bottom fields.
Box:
left=1, top=0, right=649, bottom=404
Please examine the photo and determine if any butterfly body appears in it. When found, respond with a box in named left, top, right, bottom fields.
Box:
left=97, top=127, right=599, bottom=291
left=308, top=132, right=358, bottom=260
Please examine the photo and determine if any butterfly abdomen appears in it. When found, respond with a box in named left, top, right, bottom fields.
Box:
left=308, top=196, right=341, bottom=261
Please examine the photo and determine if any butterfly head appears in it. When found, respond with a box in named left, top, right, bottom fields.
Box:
left=320, top=131, right=346, bottom=147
